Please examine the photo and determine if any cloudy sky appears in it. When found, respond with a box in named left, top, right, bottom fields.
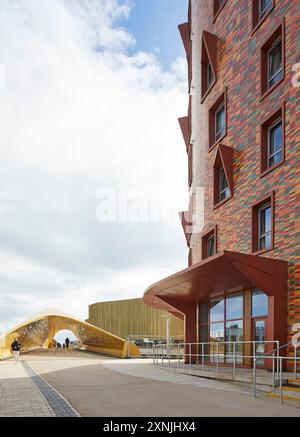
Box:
left=0, top=0, right=189, bottom=332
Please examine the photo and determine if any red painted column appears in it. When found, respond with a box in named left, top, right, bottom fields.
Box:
left=266, top=265, right=288, bottom=369
left=161, top=298, right=197, bottom=364
left=184, top=302, right=197, bottom=364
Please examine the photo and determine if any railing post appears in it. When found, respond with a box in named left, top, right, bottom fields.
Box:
left=280, top=358, right=283, bottom=404
left=153, top=344, right=155, bottom=365
left=161, top=344, right=163, bottom=367
left=272, top=352, right=275, bottom=393
left=168, top=343, right=171, bottom=368
left=294, top=346, right=297, bottom=380
left=216, top=343, right=219, bottom=373
left=253, top=357, right=257, bottom=398
left=276, top=344, right=280, bottom=380
left=189, top=343, right=192, bottom=371
left=178, top=343, right=180, bottom=369
left=233, top=342, right=236, bottom=376
left=202, top=343, right=204, bottom=372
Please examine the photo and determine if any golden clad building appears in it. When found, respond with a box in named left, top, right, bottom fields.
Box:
left=87, top=298, right=183, bottom=342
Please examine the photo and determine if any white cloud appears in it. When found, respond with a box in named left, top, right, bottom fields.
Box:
left=0, top=0, right=188, bottom=331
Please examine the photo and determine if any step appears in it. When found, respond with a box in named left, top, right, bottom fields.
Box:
left=282, top=385, right=300, bottom=393
left=267, top=385, right=300, bottom=401
left=288, top=378, right=300, bottom=385
left=267, top=392, right=300, bottom=403
left=173, top=367, right=280, bottom=387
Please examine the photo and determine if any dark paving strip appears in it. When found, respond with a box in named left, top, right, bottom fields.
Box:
left=22, top=361, right=79, bottom=417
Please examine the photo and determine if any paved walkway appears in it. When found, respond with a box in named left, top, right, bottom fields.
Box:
left=1, top=350, right=300, bottom=417
left=0, top=360, right=54, bottom=417
left=0, top=356, right=79, bottom=417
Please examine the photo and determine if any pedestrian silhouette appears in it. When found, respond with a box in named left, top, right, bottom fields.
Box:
left=11, top=338, right=21, bottom=363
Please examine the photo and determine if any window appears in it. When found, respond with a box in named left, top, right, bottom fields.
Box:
left=215, top=104, right=225, bottom=142
left=210, top=297, right=224, bottom=323
left=226, top=320, right=243, bottom=363
left=268, top=38, right=282, bottom=88
left=213, top=144, right=233, bottom=207
left=268, top=119, right=282, bottom=168
left=199, top=291, right=244, bottom=364
left=207, top=63, right=214, bottom=88
left=213, top=0, right=227, bottom=20
left=252, top=193, right=274, bottom=254
left=252, top=289, right=268, bottom=318
left=258, top=203, right=272, bottom=251
left=201, top=31, right=217, bottom=101
left=209, top=89, right=227, bottom=148
left=252, top=0, right=274, bottom=31
left=226, top=292, right=243, bottom=320
left=261, top=105, right=285, bottom=175
left=219, top=167, right=230, bottom=202
left=207, top=234, right=215, bottom=257
left=260, top=0, right=272, bottom=18
left=202, top=227, right=217, bottom=260
left=261, top=21, right=285, bottom=98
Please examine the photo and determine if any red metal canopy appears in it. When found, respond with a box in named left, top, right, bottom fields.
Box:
left=143, top=251, right=287, bottom=313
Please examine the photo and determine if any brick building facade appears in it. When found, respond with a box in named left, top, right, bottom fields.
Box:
left=144, top=0, right=299, bottom=368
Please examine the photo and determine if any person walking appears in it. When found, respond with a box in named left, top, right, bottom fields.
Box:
left=11, top=338, right=21, bottom=363
left=65, top=337, right=70, bottom=350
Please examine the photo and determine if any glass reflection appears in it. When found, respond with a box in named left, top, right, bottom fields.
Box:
left=254, top=320, right=265, bottom=366
left=210, top=322, right=225, bottom=363
left=226, top=320, right=243, bottom=364
left=226, top=292, right=243, bottom=320
left=210, top=298, right=224, bottom=323
left=252, top=289, right=268, bottom=317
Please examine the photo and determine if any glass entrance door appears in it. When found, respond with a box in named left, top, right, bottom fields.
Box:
left=253, top=319, right=266, bottom=367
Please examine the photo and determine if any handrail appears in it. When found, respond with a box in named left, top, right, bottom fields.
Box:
left=152, top=339, right=299, bottom=405
left=260, top=340, right=294, bottom=357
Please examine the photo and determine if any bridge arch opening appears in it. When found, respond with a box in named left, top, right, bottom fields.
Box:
left=53, top=330, right=79, bottom=350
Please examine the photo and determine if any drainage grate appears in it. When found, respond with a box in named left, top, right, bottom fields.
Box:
left=22, top=361, right=80, bottom=417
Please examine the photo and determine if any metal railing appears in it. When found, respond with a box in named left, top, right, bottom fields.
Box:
left=152, top=341, right=300, bottom=404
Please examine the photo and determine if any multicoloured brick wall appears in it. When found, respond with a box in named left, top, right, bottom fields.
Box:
left=186, top=0, right=300, bottom=343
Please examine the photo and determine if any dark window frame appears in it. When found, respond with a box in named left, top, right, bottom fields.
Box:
left=213, top=144, right=233, bottom=209
left=252, top=0, right=274, bottom=34
left=260, top=20, right=285, bottom=100
left=215, top=103, right=225, bottom=142
left=251, top=192, right=275, bottom=255
left=252, top=289, right=269, bottom=318
left=260, top=103, right=285, bottom=177
left=213, top=0, right=227, bottom=22
left=201, top=31, right=218, bottom=102
left=207, top=63, right=214, bottom=88
left=258, top=202, right=272, bottom=251
left=267, top=37, right=283, bottom=88
left=202, top=226, right=217, bottom=260
left=219, top=167, right=231, bottom=202
left=209, top=88, right=227, bottom=150
left=198, top=289, right=245, bottom=365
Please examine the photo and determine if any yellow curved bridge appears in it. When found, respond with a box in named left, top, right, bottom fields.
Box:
left=0, top=309, right=140, bottom=360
